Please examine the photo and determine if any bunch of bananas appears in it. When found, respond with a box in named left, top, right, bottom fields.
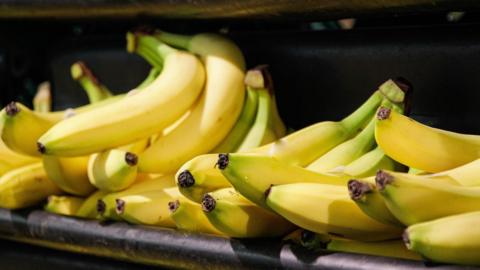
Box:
left=1, top=28, right=480, bottom=267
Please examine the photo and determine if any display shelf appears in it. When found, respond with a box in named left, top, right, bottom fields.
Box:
left=0, top=208, right=475, bottom=270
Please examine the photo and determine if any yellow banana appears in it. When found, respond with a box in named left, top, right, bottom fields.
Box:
left=375, top=170, right=480, bottom=225
left=218, top=153, right=350, bottom=208
left=428, top=158, right=480, bottom=186
left=138, top=32, right=245, bottom=173
left=116, top=186, right=180, bottom=227
left=0, top=138, right=38, bottom=175
left=201, top=187, right=295, bottom=238
left=76, top=189, right=109, bottom=219
left=265, top=183, right=402, bottom=241
left=33, top=81, right=52, bottom=113
left=38, top=32, right=205, bottom=156
left=342, top=146, right=398, bottom=178
left=71, top=61, right=113, bottom=103
left=375, top=106, right=480, bottom=172
left=404, top=211, right=480, bottom=265
left=0, top=162, right=62, bottom=209
left=44, top=195, right=84, bottom=216
left=168, top=197, right=223, bottom=235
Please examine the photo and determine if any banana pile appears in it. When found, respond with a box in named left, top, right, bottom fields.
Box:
left=0, top=29, right=479, bottom=266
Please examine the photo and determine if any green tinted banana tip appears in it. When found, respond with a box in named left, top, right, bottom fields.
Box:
left=168, top=200, right=180, bottom=213
left=126, top=32, right=137, bottom=53
left=37, top=142, right=46, bottom=154
left=347, top=179, right=372, bottom=201
left=177, top=170, right=195, bottom=188
left=377, top=106, right=391, bottom=120
left=115, top=199, right=125, bottom=215
left=402, top=230, right=411, bottom=249
left=5, top=102, right=19, bottom=116
left=375, top=170, right=394, bottom=191
left=125, top=152, right=138, bottom=166
left=215, top=153, right=229, bottom=170
left=96, top=199, right=106, bottom=215
left=201, top=194, right=216, bottom=213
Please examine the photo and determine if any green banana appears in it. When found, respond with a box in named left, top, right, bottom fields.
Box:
left=44, top=195, right=84, bottom=216
left=201, top=187, right=295, bottom=238
left=168, top=197, right=223, bottom=235
left=343, top=146, right=398, bottom=178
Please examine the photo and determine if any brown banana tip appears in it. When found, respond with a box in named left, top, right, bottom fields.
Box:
left=168, top=200, right=180, bottom=213
left=402, top=230, right=411, bottom=249
left=125, top=152, right=138, bottom=166
left=264, top=184, right=274, bottom=199
left=96, top=199, right=106, bottom=214
left=5, top=102, right=20, bottom=116
left=347, top=179, right=372, bottom=201
left=201, top=194, right=216, bottom=213
left=215, top=153, right=229, bottom=170
left=115, top=199, right=125, bottom=215
left=300, top=230, right=316, bottom=245
left=37, top=142, right=46, bottom=154
left=375, top=170, right=394, bottom=191
left=177, top=170, right=195, bottom=188
left=377, top=106, right=391, bottom=120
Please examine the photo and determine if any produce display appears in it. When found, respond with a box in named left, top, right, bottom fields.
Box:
left=1, top=29, right=479, bottom=267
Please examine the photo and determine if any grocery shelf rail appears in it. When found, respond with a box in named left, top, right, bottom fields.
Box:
left=0, top=208, right=473, bottom=270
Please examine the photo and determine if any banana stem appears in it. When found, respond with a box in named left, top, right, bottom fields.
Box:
left=340, top=91, right=383, bottom=133
left=155, top=31, right=192, bottom=50
left=127, top=32, right=176, bottom=69
left=71, top=61, right=113, bottom=103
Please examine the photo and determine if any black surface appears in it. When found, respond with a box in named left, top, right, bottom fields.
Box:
left=0, top=208, right=476, bottom=270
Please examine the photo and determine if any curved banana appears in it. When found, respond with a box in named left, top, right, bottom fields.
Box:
left=342, top=146, right=398, bottom=178
left=139, top=32, right=245, bottom=173
left=168, top=197, right=223, bottom=235
left=404, top=211, right=480, bottom=265
left=201, top=187, right=295, bottom=238
left=265, top=183, right=402, bottom=241
left=430, top=158, right=480, bottom=186
left=0, top=162, right=62, bottom=209
left=218, top=153, right=350, bottom=208
left=71, top=61, right=113, bottom=103
left=375, top=170, right=480, bottom=225
left=76, top=189, right=109, bottom=219
left=375, top=106, right=480, bottom=172
left=38, top=32, right=205, bottom=156
left=0, top=138, right=38, bottom=175
left=33, top=81, right=52, bottom=113
left=44, top=195, right=85, bottom=216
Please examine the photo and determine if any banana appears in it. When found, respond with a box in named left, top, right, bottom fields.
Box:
left=375, top=106, right=480, bottom=172
left=404, top=211, right=480, bottom=265
left=201, top=187, right=295, bottom=238
left=176, top=154, right=230, bottom=203
left=98, top=174, right=175, bottom=220
left=33, top=81, right=52, bottom=113
left=138, top=32, right=245, bottom=174
left=76, top=189, right=109, bottom=219
left=136, top=68, right=162, bottom=89
left=375, top=170, right=480, bottom=225
left=249, top=79, right=408, bottom=167
left=265, top=183, right=402, bottom=241
left=298, top=230, right=420, bottom=261
left=407, top=167, right=427, bottom=175
left=116, top=186, right=180, bottom=227
left=71, top=61, right=113, bottom=103
left=38, top=32, right=205, bottom=156
left=0, top=138, right=38, bottom=175
left=342, top=147, right=398, bottom=178
left=42, top=155, right=95, bottom=196
left=347, top=178, right=403, bottom=227
left=428, top=158, right=480, bottom=186
left=0, top=162, right=62, bottom=209
left=218, top=153, right=350, bottom=208
left=44, top=195, right=84, bottom=216
left=168, top=197, right=223, bottom=235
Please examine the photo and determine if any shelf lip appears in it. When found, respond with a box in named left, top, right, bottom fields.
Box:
left=0, top=1, right=478, bottom=20
left=0, top=207, right=465, bottom=270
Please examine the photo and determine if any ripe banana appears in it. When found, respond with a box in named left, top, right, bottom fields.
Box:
left=427, top=158, right=480, bottom=186
left=218, top=153, right=350, bottom=208
left=342, top=146, right=398, bottom=178
left=71, top=61, right=113, bottom=103
left=265, top=183, right=402, bottom=241
left=33, top=81, right=52, bottom=113
left=168, top=197, right=223, bottom=235
left=139, top=32, right=245, bottom=173
left=298, top=230, right=420, bottom=261
left=375, top=106, right=480, bottom=172
left=0, top=162, right=62, bottom=209
left=42, top=155, right=95, bottom=196
left=347, top=178, right=403, bottom=227
left=0, top=138, right=38, bottom=175
left=176, top=154, right=230, bottom=203
left=116, top=186, right=180, bottom=227
left=38, top=32, right=205, bottom=156
left=201, top=187, right=295, bottom=238
left=249, top=79, right=408, bottom=167
left=136, top=68, right=162, bottom=89
left=404, top=211, right=480, bottom=265
left=76, top=189, right=109, bottom=219
left=375, top=170, right=480, bottom=225
left=44, top=195, right=85, bottom=216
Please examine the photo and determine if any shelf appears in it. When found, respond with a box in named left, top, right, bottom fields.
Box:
left=0, top=208, right=473, bottom=269
left=0, top=0, right=479, bottom=20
